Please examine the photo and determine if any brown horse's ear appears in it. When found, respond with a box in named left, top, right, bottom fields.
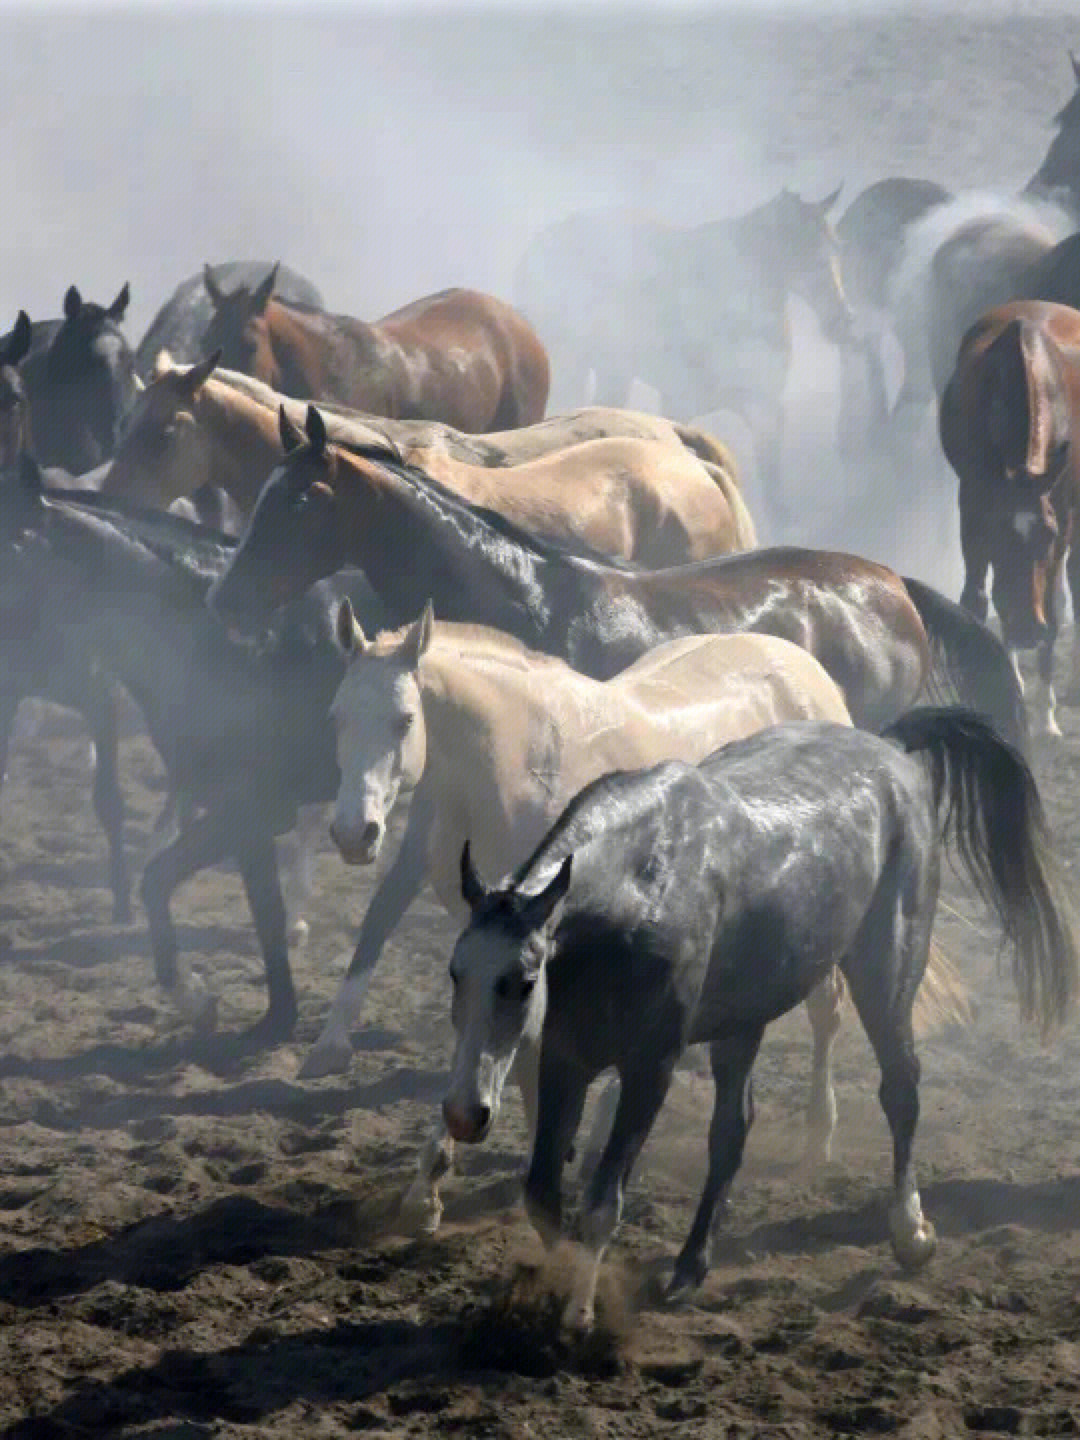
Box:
left=251, top=264, right=279, bottom=316
left=460, top=841, right=488, bottom=911
left=4, top=311, right=32, bottom=368
left=63, top=286, right=82, bottom=321
left=179, top=350, right=221, bottom=398
left=815, top=184, right=844, bottom=215
left=278, top=404, right=305, bottom=454
left=335, top=596, right=367, bottom=656
left=401, top=600, right=434, bottom=669
left=518, top=854, right=573, bottom=936
left=305, top=404, right=329, bottom=456
left=203, top=264, right=227, bottom=309
left=107, top=282, right=131, bottom=323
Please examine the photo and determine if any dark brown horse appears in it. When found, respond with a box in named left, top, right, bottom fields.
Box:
left=0, top=311, right=32, bottom=469
left=200, top=264, right=550, bottom=432
left=940, top=300, right=1080, bottom=733
left=209, top=405, right=1027, bottom=751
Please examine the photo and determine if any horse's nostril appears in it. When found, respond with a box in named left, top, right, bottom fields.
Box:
left=361, top=820, right=380, bottom=847
left=475, top=1104, right=491, bottom=1132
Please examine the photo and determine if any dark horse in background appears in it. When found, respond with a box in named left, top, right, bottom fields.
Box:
left=199, top=263, right=551, bottom=432
left=0, top=283, right=138, bottom=475
left=135, top=262, right=323, bottom=379
left=836, top=50, right=1080, bottom=446
left=940, top=299, right=1080, bottom=736
left=443, top=710, right=1078, bottom=1331
left=513, top=188, right=851, bottom=536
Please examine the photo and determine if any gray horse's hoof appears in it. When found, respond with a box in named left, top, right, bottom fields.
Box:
left=298, top=1039, right=352, bottom=1079
left=399, top=1184, right=443, bottom=1238
left=890, top=1217, right=937, bottom=1272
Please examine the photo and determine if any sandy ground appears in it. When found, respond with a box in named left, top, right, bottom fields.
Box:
left=0, top=655, right=1079, bottom=1439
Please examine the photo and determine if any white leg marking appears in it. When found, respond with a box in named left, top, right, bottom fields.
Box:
left=400, top=1122, right=454, bottom=1236
left=299, top=970, right=372, bottom=1078
left=1031, top=677, right=1062, bottom=738
left=888, top=1176, right=936, bottom=1270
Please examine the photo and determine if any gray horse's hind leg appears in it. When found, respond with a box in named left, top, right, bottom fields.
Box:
left=83, top=676, right=132, bottom=924
left=668, top=1026, right=764, bottom=1297
left=803, top=967, right=846, bottom=1167
left=843, top=869, right=937, bottom=1271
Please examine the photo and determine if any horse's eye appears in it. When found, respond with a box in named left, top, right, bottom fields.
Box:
left=397, top=713, right=414, bottom=735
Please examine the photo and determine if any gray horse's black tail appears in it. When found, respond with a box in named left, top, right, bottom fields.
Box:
left=887, top=706, right=1078, bottom=1036
left=902, top=576, right=1029, bottom=754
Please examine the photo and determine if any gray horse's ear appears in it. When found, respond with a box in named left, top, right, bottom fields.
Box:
left=305, top=404, right=329, bottom=456
left=251, top=263, right=279, bottom=315
left=1071, top=49, right=1080, bottom=84
left=519, top=854, right=573, bottom=933
left=108, top=282, right=131, bottom=322
left=816, top=183, right=843, bottom=215
left=180, top=349, right=221, bottom=398
left=203, top=264, right=227, bottom=308
left=335, top=596, right=367, bottom=655
left=5, top=311, right=32, bottom=368
left=461, top=841, right=488, bottom=910
left=402, top=600, right=434, bottom=669
left=63, top=286, right=82, bottom=321
left=279, top=404, right=305, bottom=454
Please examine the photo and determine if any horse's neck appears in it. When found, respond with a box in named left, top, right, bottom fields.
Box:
left=196, top=382, right=282, bottom=512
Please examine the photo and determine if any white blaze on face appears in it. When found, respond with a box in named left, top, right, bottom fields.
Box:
left=329, top=655, right=426, bottom=864
left=443, top=927, right=549, bottom=1144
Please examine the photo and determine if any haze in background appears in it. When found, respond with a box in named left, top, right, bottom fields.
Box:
left=1, top=3, right=1076, bottom=578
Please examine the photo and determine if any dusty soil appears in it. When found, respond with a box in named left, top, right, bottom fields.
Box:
left=0, top=664, right=1079, bottom=1440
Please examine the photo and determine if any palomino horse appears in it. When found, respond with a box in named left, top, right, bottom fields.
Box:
left=200, top=264, right=550, bottom=432
left=319, top=605, right=969, bottom=1239
left=136, top=262, right=322, bottom=379
left=513, top=189, right=851, bottom=532
left=106, top=362, right=753, bottom=566
left=940, top=300, right=1080, bottom=733
left=445, top=710, right=1078, bottom=1331
left=209, top=404, right=1027, bottom=748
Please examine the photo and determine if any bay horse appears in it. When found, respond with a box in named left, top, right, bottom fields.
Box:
left=208, top=404, right=1027, bottom=749
left=106, top=359, right=754, bottom=566
left=199, top=264, right=550, bottom=432
left=136, top=262, right=322, bottom=379
left=321, top=603, right=968, bottom=1237
left=513, top=189, right=851, bottom=532
left=444, top=709, right=1079, bottom=1332
left=0, top=461, right=382, bottom=1040
left=940, top=299, right=1080, bottom=733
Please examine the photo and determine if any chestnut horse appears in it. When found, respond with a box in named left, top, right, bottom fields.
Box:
left=106, top=357, right=753, bottom=566
left=940, top=299, right=1080, bottom=733
left=200, top=264, right=550, bottom=432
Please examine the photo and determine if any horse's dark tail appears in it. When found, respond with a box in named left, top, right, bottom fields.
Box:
left=902, top=575, right=1029, bottom=754
left=886, top=706, right=1079, bottom=1037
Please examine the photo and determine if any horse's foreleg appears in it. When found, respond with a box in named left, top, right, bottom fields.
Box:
left=669, top=1026, right=764, bottom=1298
left=524, top=1053, right=591, bottom=1258
left=802, top=967, right=846, bottom=1168
left=958, top=490, right=991, bottom=623
left=278, top=802, right=324, bottom=944
left=563, top=1052, right=676, bottom=1334
left=300, top=787, right=435, bottom=1079
left=82, top=675, right=132, bottom=924
left=1062, top=525, right=1080, bottom=706
left=139, top=809, right=236, bottom=1030
left=1031, top=538, right=1067, bottom=737
left=235, top=829, right=297, bottom=1044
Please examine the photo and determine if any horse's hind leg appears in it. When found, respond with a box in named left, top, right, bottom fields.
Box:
left=236, top=830, right=298, bottom=1044
left=802, top=967, right=846, bottom=1168
left=83, top=676, right=132, bottom=924
left=843, top=885, right=937, bottom=1271
left=669, top=1025, right=764, bottom=1298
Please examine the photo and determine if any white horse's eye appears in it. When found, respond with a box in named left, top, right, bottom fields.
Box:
left=397, top=713, right=414, bottom=735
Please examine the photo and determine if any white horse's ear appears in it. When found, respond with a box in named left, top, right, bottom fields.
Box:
left=335, top=596, right=367, bottom=656
left=402, top=600, right=434, bottom=668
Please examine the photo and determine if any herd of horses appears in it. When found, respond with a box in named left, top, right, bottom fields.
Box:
left=9, top=50, right=1080, bottom=1341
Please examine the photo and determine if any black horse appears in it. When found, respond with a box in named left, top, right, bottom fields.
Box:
left=0, top=284, right=138, bottom=474
left=135, top=262, right=323, bottom=379
left=444, top=710, right=1078, bottom=1333
left=0, top=459, right=379, bottom=1043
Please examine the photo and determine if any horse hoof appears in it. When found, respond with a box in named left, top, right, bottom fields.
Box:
left=665, top=1255, right=707, bottom=1303
left=891, top=1218, right=937, bottom=1272
left=298, top=1040, right=353, bottom=1080
left=287, top=917, right=310, bottom=946
left=399, top=1185, right=443, bottom=1238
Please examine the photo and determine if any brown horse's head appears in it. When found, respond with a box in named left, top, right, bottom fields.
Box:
left=201, top=262, right=280, bottom=382
left=1027, top=51, right=1080, bottom=217
left=0, top=310, right=32, bottom=470
left=207, top=403, right=347, bottom=631
left=982, top=317, right=1071, bottom=487
left=755, top=187, right=852, bottom=345
left=106, top=351, right=222, bottom=507
left=988, top=492, right=1061, bottom=651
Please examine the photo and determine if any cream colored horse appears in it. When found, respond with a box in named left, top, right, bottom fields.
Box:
left=318, top=607, right=849, bottom=1233
left=108, top=357, right=753, bottom=565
